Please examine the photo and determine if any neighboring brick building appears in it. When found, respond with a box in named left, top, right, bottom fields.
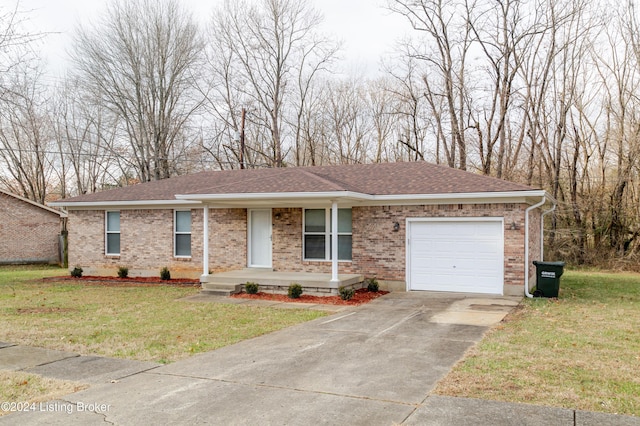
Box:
left=0, top=189, right=66, bottom=265
left=52, top=162, right=553, bottom=296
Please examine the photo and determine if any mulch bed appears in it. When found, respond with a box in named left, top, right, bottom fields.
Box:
left=231, top=288, right=389, bottom=305
left=43, top=276, right=201, bottom=287
left=41, top=277, right=388, bottom=305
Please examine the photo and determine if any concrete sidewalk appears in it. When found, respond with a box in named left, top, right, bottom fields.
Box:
left=1, top=292, right=638, bottom=425
left=0, top=343, right=160, bottom=385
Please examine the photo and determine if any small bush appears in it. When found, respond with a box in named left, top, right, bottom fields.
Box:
left=288, top=283, right=303, bottom=299
left=70, top=266, right=83, bottom=278
left=339, top=286, right=355, bottom=301
left=245, top=282, right=259, bottom=294
left=117, top=266, right=129, bottom=278
left=365, top=277, right=379, bottom=292
left=160, top=267, right=171, bottom=280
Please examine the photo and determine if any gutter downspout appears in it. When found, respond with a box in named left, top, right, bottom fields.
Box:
left=524, top=196, right=548, bottom=298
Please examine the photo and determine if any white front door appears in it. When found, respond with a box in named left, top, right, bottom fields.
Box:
left=248, top=209, right=272, bottom=267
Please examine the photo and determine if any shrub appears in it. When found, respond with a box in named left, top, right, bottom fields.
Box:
left=288, top=283, right=303, bottom=299
left=70, top=266, right=83, bottom=278
left=160, top=267, right=171, bottom=280
left=365, top=277, right=379, bottom=292
left=245, top=282, right=259, bottom=294
left=117, top=266, right=129, bottom=278
left=339, top=286, right=355, bottom=301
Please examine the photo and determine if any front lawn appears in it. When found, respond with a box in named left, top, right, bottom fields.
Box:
left=435, top=270, right=640, bottom=416
left=0, top=266, right=326, bottom=363
left=0, top=265, right=327, bottom=415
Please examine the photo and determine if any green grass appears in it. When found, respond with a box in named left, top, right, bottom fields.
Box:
left=0, top=265, right=327, bottom=413
left=0, top=266, right=326, bottom=363
left=435, top=270, right=640, bottom=416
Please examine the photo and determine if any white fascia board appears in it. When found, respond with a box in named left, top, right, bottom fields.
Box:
left=52, top=189, right=550, bottom=210
left=48, top=199, right=202, bottom=210
left=176, top=189, right=548, bottom=206
left=366, top=190, right=550, bottom=205
left=175, top=191, right=373, bottom=202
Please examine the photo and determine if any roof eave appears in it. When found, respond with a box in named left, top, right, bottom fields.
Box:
left=48, top=190, right=551, bottom=209
left=366, top=190, right=551, bottom=205
left=0, top=189, right=67, bottom=217
left=177, top=189, right=551, bottom=206
left=48, top=199, right=202, bottom=209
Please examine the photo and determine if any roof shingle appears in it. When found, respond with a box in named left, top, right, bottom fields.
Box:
left=56, top=161, right=538, bottom=204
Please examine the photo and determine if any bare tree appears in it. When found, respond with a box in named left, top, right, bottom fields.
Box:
left=390, top=0, right=474, bottom=170
left=0, top=63, right=54, bottom=203
left=0, top=2, right=45, bottom=97
left=70, top=0, right=205, bottom=182
left=208, top=0, right=338, bottom=167
left=52, top=77, right=121, bottom=196
left=384, top=54, right=430, bottom=162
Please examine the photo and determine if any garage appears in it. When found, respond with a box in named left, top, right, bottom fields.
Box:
left=407, top=218, right=504, bottom=294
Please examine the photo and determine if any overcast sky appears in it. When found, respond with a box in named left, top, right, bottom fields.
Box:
left=20, top=0, right=410, bottom=78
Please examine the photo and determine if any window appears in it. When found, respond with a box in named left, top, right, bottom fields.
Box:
left=303, top=208, right=352, bottom=261
left=106, top=211, right=120, bottom=255
left=174, top=210, right=191, bottom=257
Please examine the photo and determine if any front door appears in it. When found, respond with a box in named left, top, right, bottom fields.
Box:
left=248, top=209, right=272, bottom=267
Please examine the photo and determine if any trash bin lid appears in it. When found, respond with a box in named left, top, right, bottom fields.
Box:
left=533, top=261, right=565, bottom=267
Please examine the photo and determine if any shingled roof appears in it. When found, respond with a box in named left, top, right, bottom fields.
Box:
left=53, top=161, right=540, bottom=205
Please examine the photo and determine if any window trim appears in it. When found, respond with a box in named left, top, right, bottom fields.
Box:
left=105, top=211, right=120, bottom=256
left=303, top=208, right=352, bottom=262
left=174, top=209, right=192, bottom=258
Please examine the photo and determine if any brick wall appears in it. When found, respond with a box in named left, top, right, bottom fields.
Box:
left=69, top=203, right=543, bottom=294
left=273, top=204, right=536, bottom=295
left=208, top=208, right=247, bottom=272
left=353, top=204, right=533, bottom=295
left=0, top=192, right=61, bottom=264
left=68, top=208, right=203, bottom=278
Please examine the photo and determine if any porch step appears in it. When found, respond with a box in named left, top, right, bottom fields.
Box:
left=200, top=282, right=243, bottom=296
left=203, top=271, right=363, bottom=288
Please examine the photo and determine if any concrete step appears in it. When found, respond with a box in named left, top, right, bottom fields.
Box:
left=200, top=282, right=243, bottom=296
left=203, top=271, right=363, bottom=288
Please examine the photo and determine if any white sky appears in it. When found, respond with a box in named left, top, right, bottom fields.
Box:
left=19, top=0, right=410, bottom=78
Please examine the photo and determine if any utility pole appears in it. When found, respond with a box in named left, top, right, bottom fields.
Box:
left=240, top=107, right=246, bottom=169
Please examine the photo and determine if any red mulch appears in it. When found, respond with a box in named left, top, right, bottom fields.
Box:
left=231, top=288, right=389, bottom=305
left=43, top=276, right=200, bottom=287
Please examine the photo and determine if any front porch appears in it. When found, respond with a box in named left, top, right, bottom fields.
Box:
left=200, top=269, right=364, bottom=296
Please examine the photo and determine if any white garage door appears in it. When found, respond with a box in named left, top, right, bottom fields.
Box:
left=408, top=219, right=504, bottom=294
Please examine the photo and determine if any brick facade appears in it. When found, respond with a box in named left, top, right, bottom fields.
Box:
left=0, top=191, right=63, bottom=264
left=273, top=204, right=537, bottom=295
left=208, top=208, right=247, bottom=272
left=68, top=209, right=204, bottom=278
left=68, top=202, right=543, bottom=294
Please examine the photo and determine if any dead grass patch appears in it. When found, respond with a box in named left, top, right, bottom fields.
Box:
left=15, top=307, right=77, bottom=315
left=0, top=371, right=87, bottom=417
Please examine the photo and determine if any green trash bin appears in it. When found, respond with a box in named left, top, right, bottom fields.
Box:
left=532, top=261, right=565, bottom=298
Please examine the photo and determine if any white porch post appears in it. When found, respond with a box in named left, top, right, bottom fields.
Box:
left=202, top=205, right=209, bottom=279
left=330, top=201, right=339, bottom=283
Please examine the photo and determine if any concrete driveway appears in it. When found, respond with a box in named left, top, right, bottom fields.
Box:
left=1, top=292, right=520, bottom=425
